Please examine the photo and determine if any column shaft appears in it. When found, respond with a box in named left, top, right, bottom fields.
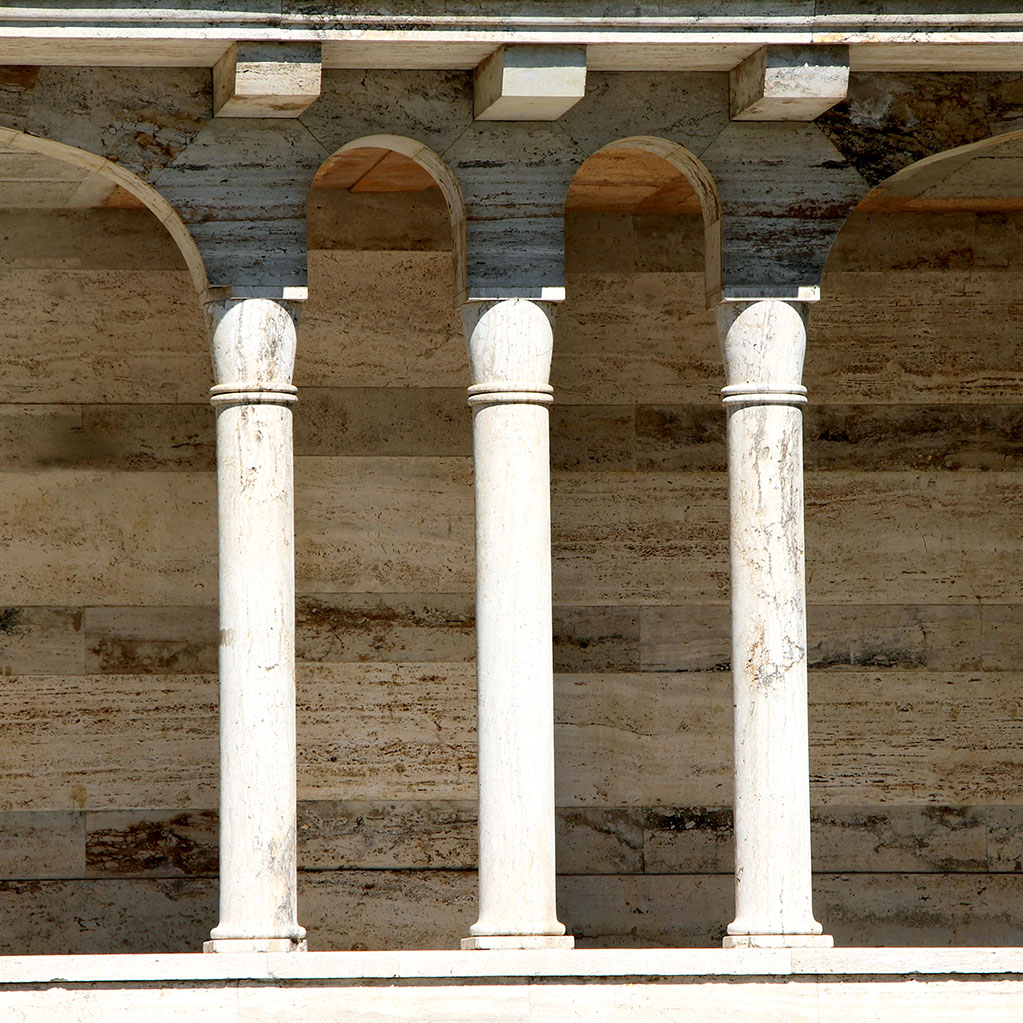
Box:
left=204, top=297, right=305, bottom=953
left=461, top=299, right=572, bottom=950
left=718, top=299, right=831, bottom=948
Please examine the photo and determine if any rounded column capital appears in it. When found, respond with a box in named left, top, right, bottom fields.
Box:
left=462, top=298, right=555, bottom=407
left=205, top=296, right=301, bottom=406
left=716, top=297, right=809, bottom=408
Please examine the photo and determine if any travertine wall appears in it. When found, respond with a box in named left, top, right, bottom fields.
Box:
left=1, top=184, right=1022, bottom=951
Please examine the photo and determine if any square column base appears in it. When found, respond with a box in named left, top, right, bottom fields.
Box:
left=204, top=938, right=307, bottom=953
left=461, top=935, right=576, bottom=950
left=723, top=934, right=834, bottom=949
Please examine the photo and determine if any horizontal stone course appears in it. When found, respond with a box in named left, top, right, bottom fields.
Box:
left=0, top=811, right=84, bottom=880
left=0, top=210, right=189, bottom=271
left=0, top=270, right=207, bottom=405
left=294, top=456, right=475, bottom=595
left=296, top=662, right=477, bottom=803
left=0, top=404, right=215, bottom=472
left=553, top=605, right=641, bottom=672
left=632, top=404, right=1023, bottom=473
left=556, top=271, right=717, bottom=406
left=3, top=667, right=1022, bottom=811
left=565, top=212, right=703, bottom=274
left=0, top=870, right=1021, bottom=954
left=804, top=472, right=1023, bottom=605
left=0, top=607, right=85, bottom=675
left=0, top=471, right=217, bottom=606
left=9, top=600, right=1014, bottom=676
left=294, top=387, right=469, bottom=458
left=83, top=607, right=219, bottom=674
left=299, top=251, right=464, bottom=389
left=308, top=189, right=453, bottom=253
left=296, top=593, right=476, bottom=665
left=5, top=399, right=1023, bottom=473
left=642, top=603, right=989, bottom=673
left=551, top=470, right=1023, bottom=605
left=85, top=810, right=217, bottom=879
left=0, top=673, right=219, bottom=812
left=5, top=802, right=1023, bottom=882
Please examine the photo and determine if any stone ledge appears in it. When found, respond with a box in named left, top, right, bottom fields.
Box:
left=2, top=948, right=1023, bottom=985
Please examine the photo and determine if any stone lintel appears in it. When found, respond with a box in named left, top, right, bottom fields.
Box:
left=213, top=41, right=322, bottom=118
left=466, top=286, right=567, bottom=303
left=474, top=44, right=586, bottom=121
left=710, top=285, right=821, bottom=308
left=203, top=285, right=309, bottom=304
left=729, top=45, right=848, bottom=121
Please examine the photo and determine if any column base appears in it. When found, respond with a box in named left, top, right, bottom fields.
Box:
left=204, top=937, right=308, bottom=953
left=723, top=934, right=834, bottom=949
left=461, top=935, right=575, bottom=950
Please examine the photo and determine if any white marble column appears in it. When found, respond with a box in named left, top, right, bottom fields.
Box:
left=717, top=298, right=832, bottom=949
left=204, top=296, right=306, bottom=953
left=461, top=299, right=573, bottom=950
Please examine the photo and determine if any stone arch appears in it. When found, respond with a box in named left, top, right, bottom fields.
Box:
left=0, top=127, right=209, bottom=297
left=801, top=127, right=1023, bottom=908
left=0, top=121, right=220, bottom=936
left=314, top=134, right=468, bottom=305
left=567, top=136, right=723, bottom=301
left=851, top=128, right=1023, bottom=214
left=820, top=126, right=1023, bottom=285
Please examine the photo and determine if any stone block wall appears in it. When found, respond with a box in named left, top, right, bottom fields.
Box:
left=1, top=187, right=1021, bottom=952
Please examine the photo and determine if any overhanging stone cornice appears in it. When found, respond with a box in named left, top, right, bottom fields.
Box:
left=8, top=3, right=1023, bottom=33
left=5, top=5, right=1023, bottom=71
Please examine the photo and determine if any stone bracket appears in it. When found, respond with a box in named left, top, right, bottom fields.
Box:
left=474, top=44, right=586, bottom=121
left=214, top=41, right=322, bottom=118
left=729, top=45, right=848, bottom=121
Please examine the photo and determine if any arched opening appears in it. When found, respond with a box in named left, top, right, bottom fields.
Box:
left=307, top=134, right=466, bottom=302
left=0, top=130, right=208, bottom=297
left=566, top=137, right=722, bottom=299
left=0, top=133, right=217, bottom=951
left=548, top=139, right=733, bottom=946
left=803, top=130, right=1023, bottom=945
left=291, top=137, right=476, bottom=949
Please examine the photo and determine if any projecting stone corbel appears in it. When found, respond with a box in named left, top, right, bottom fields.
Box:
left=474, top=45, right=586, bottom=121
left=729, top=45, right=848, bottom=121
left=213, top=41, right=321, bottom=117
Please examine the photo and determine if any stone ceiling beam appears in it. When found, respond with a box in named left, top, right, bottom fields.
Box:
left=730, top=45, right=849, bottom=121
left=213, top=41, right=321, bottom=118
left=474, top=45, right=586, bottom=121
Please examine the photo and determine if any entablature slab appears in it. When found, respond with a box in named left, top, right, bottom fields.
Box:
left=5, top=7, right=1023, bottom=72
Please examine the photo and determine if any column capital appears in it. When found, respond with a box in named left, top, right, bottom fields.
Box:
left=462, top=298, right=555, bottom=407
left=205, top=295, right=301, bottom=406
left=716, top=297, right=809, bottom=408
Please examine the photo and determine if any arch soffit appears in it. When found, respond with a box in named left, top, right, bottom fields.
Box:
left=580, top=136, right=723, bottom=301
left=0, top=126, right=209, bottom=298
left=333, top=134, right=468, bottom=306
